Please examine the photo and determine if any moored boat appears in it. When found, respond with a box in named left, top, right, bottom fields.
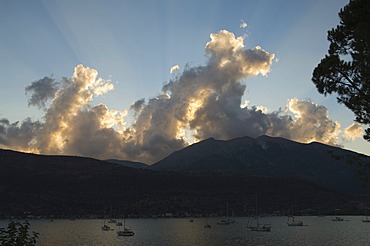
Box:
left=287, top=216, right=304, bottom=226
left=362, top=208, right=370, bottom=222
left=117, top=218, right=135, bottom=237
left=362, top=216, right=370, bottom=223
left=217, top=218, right=235, bottom=225
left=217, top=202, right=235, bottom=225
left=117, top=228, right=135, bottom=237
left=287, top=204, right=304, bottom=226
left=248, top=194, right=271, bottom=232
left=332, top=216, right=344, bottom=222
left=101, top=224, right=111, bottom=231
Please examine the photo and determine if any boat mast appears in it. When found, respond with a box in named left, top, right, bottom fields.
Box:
left=227, top=202, right=229, bottom=218
left=255, top=194, right=259, bottom=226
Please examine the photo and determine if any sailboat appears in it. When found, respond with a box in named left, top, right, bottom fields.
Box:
left=287, top=203, right=304, bottom=226
left=204, top=214, right=212, bottom=228
left=249, top=195, right=271, bottom=232
left=362, top=216, right=370, bottom=222
left=217, top=202, right=235, bottom=225
left=107, top=205, right=117, bottom=224
left=362, top=208, right=370, bottom=222
left=287, top=216, right=304, bottom=226
left=101, top=220, right=113, bottom=231
left=102, top=206, right=114, bottom=230
left=107, top=219, right=117, bottom=224
left=332, top=216, right=344, bottom=222
left=117, top=218, right=135, bottom=237
left=204, top=224, right=212, bottom=228
left=332, top=208, right=344, bottom=222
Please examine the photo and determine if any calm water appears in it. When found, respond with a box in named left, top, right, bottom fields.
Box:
left=1, top=216, right=370, bottom=246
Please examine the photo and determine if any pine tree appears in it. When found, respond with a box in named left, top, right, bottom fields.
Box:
left=312, top=0, right=370, bottom=140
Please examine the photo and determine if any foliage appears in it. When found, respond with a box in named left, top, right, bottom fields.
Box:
left=0, top=221, right=39, bottom=246
left=312, top=0, right=370, bottom=141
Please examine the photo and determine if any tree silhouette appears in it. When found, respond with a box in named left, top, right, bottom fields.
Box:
left=312, top=0, right=370, bottom=141
left=0, top=221, right=39, bottom=246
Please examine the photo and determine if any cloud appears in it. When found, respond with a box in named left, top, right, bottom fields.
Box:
left=25, top=76, right=59, bottom=109
left=0, top=29, right=359, bottom=163
left=342, top=123, right=363, bottom=141
left=267, top=99, right=341, bottom=146
left=205, top=31, right=274, bottom=77
left=170, top=65, right=180, bottom=73
left=36, top=65, right=124, bottom=157
left=130, top=98, right=146, bottom=112
left=256, top=105, right=269, bottom=114
left=0, top=118, right=42, bottom=151
left=1, top=65, right=126, bottom=159
left=240, top=19, right=248, bottom=29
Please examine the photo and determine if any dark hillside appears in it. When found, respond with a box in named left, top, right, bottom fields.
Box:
left=151, top=135, right=370, bottom=195
left=0, top=149, right=364, bottom=218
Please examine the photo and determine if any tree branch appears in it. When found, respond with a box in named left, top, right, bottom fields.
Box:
left=334, top=68, right=367, bottom=97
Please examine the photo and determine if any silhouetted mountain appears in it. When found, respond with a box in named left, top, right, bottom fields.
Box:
left=0, top=148, right=365, bottom=218
left=104, top=159, right=149, bottom=169
left=151, top=135, right=370, bottom=195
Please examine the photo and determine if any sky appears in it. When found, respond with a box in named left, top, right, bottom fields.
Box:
left=0, top=0, right=368, bottom=164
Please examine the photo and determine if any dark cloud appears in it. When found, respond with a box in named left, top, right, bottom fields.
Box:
left=25, top=76, right=59, bottom=109
left=130, top=98, right=145, bottom=112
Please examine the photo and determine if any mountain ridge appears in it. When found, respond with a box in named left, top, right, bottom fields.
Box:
left=151, top=135, right=370, bottom=195
left=0, top=137, right=369, bottom=218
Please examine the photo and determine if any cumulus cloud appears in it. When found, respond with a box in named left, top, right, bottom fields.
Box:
left=170, top=65, right=180, bottom=73
left=0, top=29, right=360, bottom=163
left=1, top=65, right=127, bottom=158
left=205, top=30, right=274, bottom=78
left=342, top=123, right=363, bottom=141
left=267, top=99, right=341, bottom=146
left=0, top=118, right=42, bottom=151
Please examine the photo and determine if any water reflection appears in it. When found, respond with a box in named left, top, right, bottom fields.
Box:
left=1, top=216, right=370, bottom=245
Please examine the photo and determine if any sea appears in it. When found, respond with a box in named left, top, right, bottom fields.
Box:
left=1, top=216, right=370, bottom=246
